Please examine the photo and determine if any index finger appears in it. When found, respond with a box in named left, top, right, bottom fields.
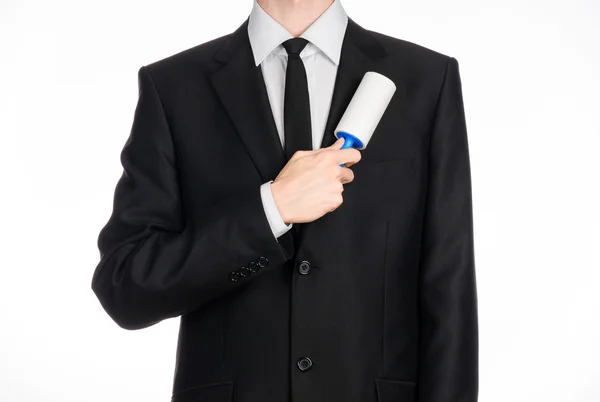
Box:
left=333, top=148, right=362, bottom=167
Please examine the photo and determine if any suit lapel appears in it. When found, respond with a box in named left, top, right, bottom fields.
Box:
left=297, top=17, right=388, bottom=248
left=210, top=18, right=286, bottom=184
left=210, top=18, right=296, bottom=258
left=319, top=17, right=388, bottom=149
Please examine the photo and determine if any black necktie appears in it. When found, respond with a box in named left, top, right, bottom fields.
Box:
left=282, top=38, right=311, bottom=240
left=282, top=38, right=312, bottom=161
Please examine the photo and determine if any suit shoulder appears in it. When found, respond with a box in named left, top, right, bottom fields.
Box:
left=142, top=30, right=232, bottom=77
left=360, top=26, right=459, bottom=107
left=367, top=28, right=453, bottom=68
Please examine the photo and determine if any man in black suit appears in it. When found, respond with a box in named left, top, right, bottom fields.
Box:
left=91, top=0, right=478, bottom=401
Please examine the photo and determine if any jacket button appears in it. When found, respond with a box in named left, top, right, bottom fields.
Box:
left=297, top=357, right=313, bottom=371
left=229, top=271, right=240, bottom=282
left=238, top=266, right=250, bottom=278
left=248, top=261, right=258, bottom=273
left=297, top=260, right=311, bottom=275
left=257, top=256, right=269, bottom=268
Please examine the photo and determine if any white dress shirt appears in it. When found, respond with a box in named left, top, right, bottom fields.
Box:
left=247, top=0, right=349, bottom=240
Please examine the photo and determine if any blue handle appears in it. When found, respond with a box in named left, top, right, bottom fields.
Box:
left=336, top=131, right=364, bottom=167
left=341, top=136, right=355, bottom=150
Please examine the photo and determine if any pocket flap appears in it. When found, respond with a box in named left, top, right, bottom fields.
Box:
left=171, top=381, right=233, bottom=402
left=375, top=378, right=416, bottom=402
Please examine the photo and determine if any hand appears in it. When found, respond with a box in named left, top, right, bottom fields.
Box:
left=270, top=138, right=362, bottom=224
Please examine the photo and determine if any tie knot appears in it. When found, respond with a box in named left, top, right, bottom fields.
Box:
left=282, top=38, right=309, bottom=57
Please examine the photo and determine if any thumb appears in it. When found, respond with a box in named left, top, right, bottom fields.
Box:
left=329, top=137, right=345, bottom=150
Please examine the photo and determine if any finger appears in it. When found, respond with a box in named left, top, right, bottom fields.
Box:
left=339, top=166, right=355, bottom=184
left=307, top=137, right=344, bottom=157
left=334, top=148, right=362, bottom=166
left=328, top=137, right=345, bottom=150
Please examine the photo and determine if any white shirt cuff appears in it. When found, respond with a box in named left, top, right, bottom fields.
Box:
left=260, top=181, right=293, bottom=240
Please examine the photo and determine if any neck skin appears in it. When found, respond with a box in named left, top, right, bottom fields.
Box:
left=257, top=0, right=334, bottom=37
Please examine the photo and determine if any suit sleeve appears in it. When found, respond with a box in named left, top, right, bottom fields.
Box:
left=91, top=66, right=294, bottom=330
left=417, top=57, right=479, bottom=401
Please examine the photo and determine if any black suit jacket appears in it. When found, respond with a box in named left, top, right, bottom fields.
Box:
left=92, top=16, right=478, bottom=402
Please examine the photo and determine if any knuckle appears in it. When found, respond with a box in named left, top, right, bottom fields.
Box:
left=315, top=152, right=329, bottom=164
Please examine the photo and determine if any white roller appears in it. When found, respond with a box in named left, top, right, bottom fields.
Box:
left=334, top=71, right=397, bottom=150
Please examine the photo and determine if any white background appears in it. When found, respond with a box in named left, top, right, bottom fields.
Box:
left=1, top=0, right=599, bottom=401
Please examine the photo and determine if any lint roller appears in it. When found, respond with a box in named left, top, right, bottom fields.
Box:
left=334, top=71, right=397, bottom=166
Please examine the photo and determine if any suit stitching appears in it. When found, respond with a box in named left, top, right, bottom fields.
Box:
left=141, top=65, right=187, bottom=226
left=415, top=55, right=453, bottom=379
left=221, top=299, right=229, bottom=382
left=141, top=65, right=175, bottom=145
left=382, top=219, right=390, bottom=374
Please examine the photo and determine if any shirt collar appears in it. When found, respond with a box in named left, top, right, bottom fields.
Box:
left=247, top=0, right=348, bottom=66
